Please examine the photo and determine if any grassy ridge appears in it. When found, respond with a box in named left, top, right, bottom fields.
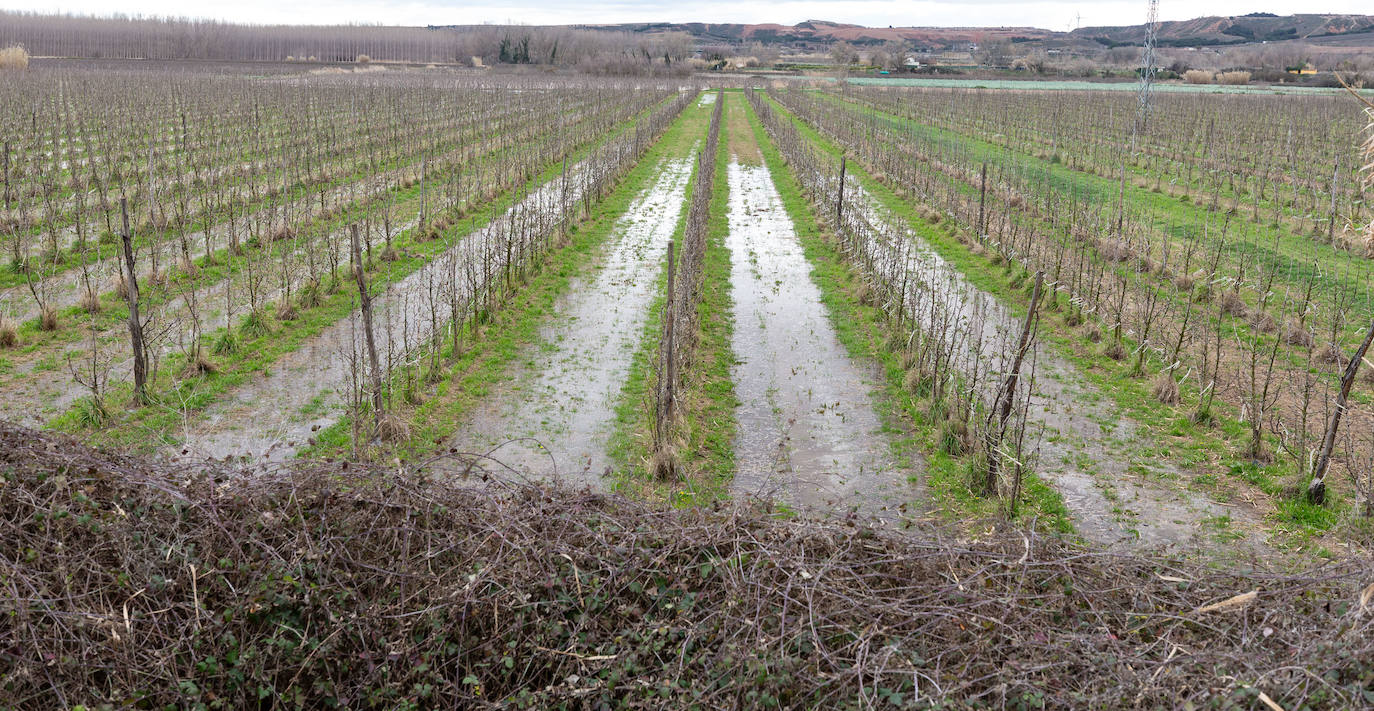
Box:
left=610, top=91, right=738, bottom=503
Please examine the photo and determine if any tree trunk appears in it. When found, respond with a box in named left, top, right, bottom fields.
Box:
left=119, top=199, right=149, bottom=404
left=350, top=224, right=384, bottom=433
left=1308, top=318, right=1374, bottom=504
left=984, top=271, right=1044, bottom=494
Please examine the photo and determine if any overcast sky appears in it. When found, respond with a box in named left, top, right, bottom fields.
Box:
left=5, top=1, right=1371, bottom=31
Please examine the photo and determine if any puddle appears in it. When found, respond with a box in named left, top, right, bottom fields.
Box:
left=697, top=94, right=717, bottom=107
left=447, top=158, right=694, bottom=487
left=725, top=161, right=916, bottom=523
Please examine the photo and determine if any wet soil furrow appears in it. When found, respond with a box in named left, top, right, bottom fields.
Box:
left=725, top=160, right=913, bottom=521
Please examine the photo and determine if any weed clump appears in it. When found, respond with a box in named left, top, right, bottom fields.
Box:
left=0, top=45, right=29, bottom=70
left=1153, top=371, right=1180, bottom=405
left=0, top=316, right=17, bottom=347
left=1282, top=318, right=1313, bottom=348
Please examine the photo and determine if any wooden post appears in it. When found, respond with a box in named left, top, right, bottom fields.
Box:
left=1326, top=157, right=1339, bottom=245
left=119, top=199, right=148, bottom=404
left=977, top=161, right=988, bottom=237
left=350, top=224, right=384, bottom=431
left=662, top=241, right=677, bottom=425
left=835, top=155, right=847, bottom=227
left=419, top=153, right=428, bottom=232
left=1308, top=318, right=1374, bottom=505
left=2, top=141, right=10, bottom=213
left=560, top=156, right=569, bottom=237
left=984, top=271, right=1044, bottom=494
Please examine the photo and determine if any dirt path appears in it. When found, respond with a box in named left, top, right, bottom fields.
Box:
left=847, top=183, right=1270, bottom=551
left=448, top=158, right=695, bottom=487
left=725, top=159, right=914, bottom=522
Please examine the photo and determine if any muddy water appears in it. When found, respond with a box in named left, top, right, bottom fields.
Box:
left=174, top=163, right=590, bottom=461
left=844, top=182, right=1268, bottom=551
left=447, top=158, right=694, bottom=487
left=726, top=161, right=915, bottom=522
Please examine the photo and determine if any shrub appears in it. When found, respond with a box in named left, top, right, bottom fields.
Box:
left=1183, top=69, right=1213, bottom=84
left=38, top=305, right=57, bottom=332
left=3, top=423, right=1373, bottom=708
left=1217, top=71, right=1251, bottom=85
left=0, top=45, right=29, bottom=70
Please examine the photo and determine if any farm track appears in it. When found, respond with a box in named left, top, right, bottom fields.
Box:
left=724, top=157, right=911, bottom=523
left=448, top=157, right=695, bottom=486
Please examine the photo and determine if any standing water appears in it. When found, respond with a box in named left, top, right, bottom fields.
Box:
left=725, top=160, right=915, bottom=521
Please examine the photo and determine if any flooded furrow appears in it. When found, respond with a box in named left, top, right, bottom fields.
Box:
left=846, top=182, right=1267, bottom=550
left=174, top=162, right=593, bottom=461
left=726, top=161, right=914, bottom=522
left=447, top=158, right=694, bottom=487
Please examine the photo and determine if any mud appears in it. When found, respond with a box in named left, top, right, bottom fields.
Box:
left=725, top=161, right=916, bottom=523
left=447, top=158, right=694, bottom=487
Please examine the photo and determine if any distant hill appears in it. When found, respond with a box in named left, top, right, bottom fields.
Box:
left=1072, top=13, right=1374, bottom=47
left=576, top=20, right=1057, bottom=50
left=581, top=13, right=1374, bottom=51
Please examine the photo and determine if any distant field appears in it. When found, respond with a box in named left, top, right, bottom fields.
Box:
left=844, top=76, right=1373, bottom=95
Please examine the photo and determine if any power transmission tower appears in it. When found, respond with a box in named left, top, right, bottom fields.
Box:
left=1132, top=0, right=1160, bottom=148
left=1117, top=0, right=1160, bottom=234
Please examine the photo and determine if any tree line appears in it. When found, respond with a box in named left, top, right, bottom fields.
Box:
left=0, top=11, right=696, bottom=71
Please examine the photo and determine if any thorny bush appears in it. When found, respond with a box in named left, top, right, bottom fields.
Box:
left=1, top=422, right=1372, bottom=709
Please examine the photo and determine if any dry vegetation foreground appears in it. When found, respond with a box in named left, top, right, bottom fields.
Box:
left=2, top=422, right=1373, bottom=708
